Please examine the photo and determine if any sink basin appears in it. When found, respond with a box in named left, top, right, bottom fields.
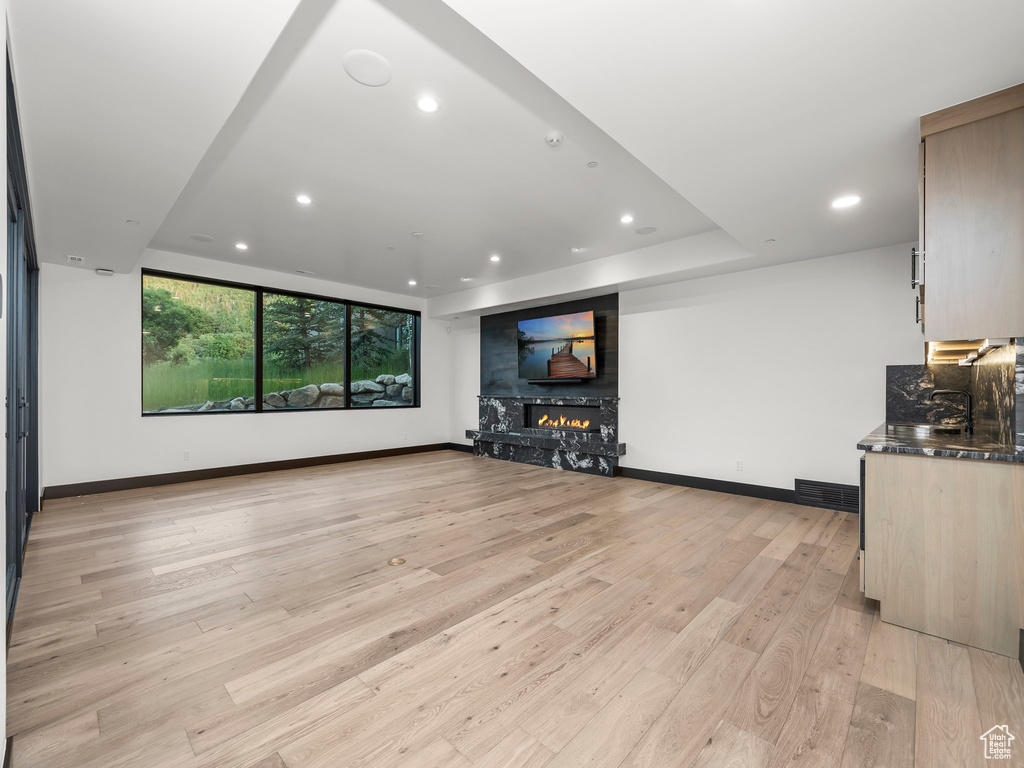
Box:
left=886, top=423, right=965, bottom=438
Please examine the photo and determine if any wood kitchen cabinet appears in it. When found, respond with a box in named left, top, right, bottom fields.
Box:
left=919, top=83, right=1024, bottom=341
left=863, top=451, right=1024, bottom=657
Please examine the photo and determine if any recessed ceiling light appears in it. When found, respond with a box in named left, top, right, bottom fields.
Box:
left=235, top=242, right=248, bottom=250
left=189, top=233, right=214, bottom=243
left=411, top=232, right=423, bottom=238
left=95, top=268, right=114, bottom=277
left=296, top=194, right=312, bottom=205
left=386, top=246, right=396, bottom=251
left=460, top=277, right=472, bottom=282
left=342, top=50, right=392, bottom=87
left=764, top=238, right=776, bottom=244
left=296, top=269, right=317, bottom=276
left=490, top=254, right=500, bottom=262
left=408, top=280, right=417, bottom=286
left=416, top=95, right=440, bottom=113
left=831, top=194, right=861, bottom=209
left=125, top=219, right=139, bottom=226
left=587, top=161, right=599, bottom=168
left=570, top=247, right=582, bottom=253
left=635, top=227, right=657, bottom=235
left=620, top=214, right=634, bottom=224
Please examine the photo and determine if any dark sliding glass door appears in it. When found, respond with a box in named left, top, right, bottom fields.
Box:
left=7, top=54, right=40, bottom=622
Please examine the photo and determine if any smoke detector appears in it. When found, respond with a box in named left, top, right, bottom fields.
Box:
left=545, top=131, right=564, bottom=149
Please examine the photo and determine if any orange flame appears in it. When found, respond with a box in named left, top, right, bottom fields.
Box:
left=537, top=413, right=591, bottom=430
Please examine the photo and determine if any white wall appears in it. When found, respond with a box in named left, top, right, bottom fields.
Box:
left=448, top=243, right=923, bottom=488
left=619, top=243, right=923, bottom=488
left=448, top=316, right=480, bottom=445
left=39, top=249, right=452, bottom=489
left=39, top=237, right=922, bottom=492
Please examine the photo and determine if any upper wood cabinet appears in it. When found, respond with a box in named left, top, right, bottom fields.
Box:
left=920, top=83, right=1024, bottom=341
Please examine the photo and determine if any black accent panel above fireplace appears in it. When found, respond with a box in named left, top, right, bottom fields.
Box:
left=480, top=294, right=617, bottom=399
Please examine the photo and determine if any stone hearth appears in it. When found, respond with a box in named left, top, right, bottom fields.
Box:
left=466, top=395, right=625, bottom=477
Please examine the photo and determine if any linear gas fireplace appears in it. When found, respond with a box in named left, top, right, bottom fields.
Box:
left=525, top=404, right=601, bottom=433
left=468, top=396, right=624, bottom=477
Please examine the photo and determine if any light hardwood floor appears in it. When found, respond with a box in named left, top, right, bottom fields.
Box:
left=8, top=451, right=1024, bottom=767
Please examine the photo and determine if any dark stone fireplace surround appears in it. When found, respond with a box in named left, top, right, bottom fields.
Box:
left=466, top=395, right=624, bottom=477
left=470, top=293, right=623, bottom=477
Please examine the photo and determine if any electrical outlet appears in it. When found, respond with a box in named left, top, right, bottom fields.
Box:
left=183, top=450, right=191, bottom=462
left=736, top=460, right=743, bottom=472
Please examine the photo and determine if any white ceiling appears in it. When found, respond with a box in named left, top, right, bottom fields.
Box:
left=440, top=0, right=1024, bottom=264
left=9, top=0, right=1024, bottom=300
left=148, top=0, right=714, bottom=296
left=7, top=0, right=302, bottom=274
left=11, top=0, right=714, bottom=296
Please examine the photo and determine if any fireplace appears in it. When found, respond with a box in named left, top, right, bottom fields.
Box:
left=469, top=396, right=623, bottom=477
left=525, top=403, right=601, bottom=433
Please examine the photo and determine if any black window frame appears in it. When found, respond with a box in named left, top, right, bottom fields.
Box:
left=140, top=268, right=421, bottom=416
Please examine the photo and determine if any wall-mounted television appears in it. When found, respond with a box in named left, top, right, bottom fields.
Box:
left=517, top=311, right=597, bottom=381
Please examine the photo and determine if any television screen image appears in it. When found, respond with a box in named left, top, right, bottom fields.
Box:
left=517, top=311, right=597, bottom=380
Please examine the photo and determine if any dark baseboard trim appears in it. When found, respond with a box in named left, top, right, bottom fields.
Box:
left=42, top=443, right=455, bottom=500
left=40, top=445, right=857, bottom=518
left=3, top=737, right=11, bottom=768
left=1019, top=628, right=1023, bottom=674
left=619, top=467, right=796, bottom=504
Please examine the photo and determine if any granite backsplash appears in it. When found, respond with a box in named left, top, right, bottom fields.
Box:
left=885, top=339, right=1022, bottom=450
left=972, top=343, right=1017, bottom=447
left=1016, top=340, right=1024, bottom=452
left=885, top=364, right=971, bottom=425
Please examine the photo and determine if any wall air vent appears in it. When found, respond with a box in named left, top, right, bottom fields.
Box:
left=66, top=254, right=85, bottom=265
left=794, top=478, right=859, bottom=513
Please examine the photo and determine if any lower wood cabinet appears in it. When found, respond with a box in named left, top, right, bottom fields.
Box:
left=864, top=451, right=1024, bottom=657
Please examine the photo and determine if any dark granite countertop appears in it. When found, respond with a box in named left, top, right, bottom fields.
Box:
left=858, top=423, right=1024, bottom=463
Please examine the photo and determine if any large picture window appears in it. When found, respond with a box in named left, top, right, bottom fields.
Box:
left=142, top=275, right=255, bottom=413
left=141, top=271, right=419, bottom=415
left=349, top=305, right=417, bottom=407
left=262, top=293, right=346, bottom=410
